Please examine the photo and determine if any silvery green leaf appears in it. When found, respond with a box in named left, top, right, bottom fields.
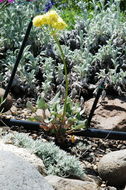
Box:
left=49, top=91, right=60, bottom=105
left=37, top=97, right=48, bottom=110
left=26, top=101, right=35, bottom=112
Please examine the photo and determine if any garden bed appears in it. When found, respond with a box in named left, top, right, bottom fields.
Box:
left=0, top=0, right=126, bottom=189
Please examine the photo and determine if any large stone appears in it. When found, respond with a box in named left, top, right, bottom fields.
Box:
left=0, top=140, right=47, bottom=175
left=0, top=88, right=13, bottom=112
left=0, top=150, right=54, bottom=190
left=84, top=96, right=126, bottom=131
left=98, top=149, right=126, bottom=186
left=45, top=175, right=99, bottom=190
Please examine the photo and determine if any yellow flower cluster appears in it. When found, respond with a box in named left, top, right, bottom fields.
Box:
left=33, top=10, right=67, bottom=30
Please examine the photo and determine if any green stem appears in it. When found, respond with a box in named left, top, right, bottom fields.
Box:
left=53, top=34, right=68, bottom=122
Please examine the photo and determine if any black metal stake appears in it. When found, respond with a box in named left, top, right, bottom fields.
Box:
left=3, top=17, right=33, bottom=100
left=87, top=79, right=106, bottom=127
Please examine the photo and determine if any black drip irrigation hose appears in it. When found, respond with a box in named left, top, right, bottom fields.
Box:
left=0, top=118, right=40, bottom=131
left=3, top=17, right=33, bottom=100
left=69, top=128, right=126, bottom=140
left=0, top=118, right=126, bottom=140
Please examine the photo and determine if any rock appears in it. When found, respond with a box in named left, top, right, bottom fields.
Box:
left=84, top=96, right=126, bottom=131
left=45, top=175, right=99, bottom=190
left=0, top=150, right=54, bottom=190
left=10, top=105, right=17, bottom=114
left=107, top=187, right=117, bottom=190
left=98, top=149, right=126, bottom=186
left=0, top=88, right=13, bottom=112
left=84, top=174, right=102, bottom=186
left=100, top=186, right=117, bottom=190
left=0, top=140, right=47, bottom=175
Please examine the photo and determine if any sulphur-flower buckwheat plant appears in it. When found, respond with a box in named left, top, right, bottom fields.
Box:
left=32, top=10, right=76, bottom=144
left=33, top=10, right=68, bottom=120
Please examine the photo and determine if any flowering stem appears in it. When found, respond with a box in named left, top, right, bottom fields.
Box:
left=53, top=34, right=68, bottom=122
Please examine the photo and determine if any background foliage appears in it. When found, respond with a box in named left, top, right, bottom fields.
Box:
left=0, top=0, right=126, bottom=98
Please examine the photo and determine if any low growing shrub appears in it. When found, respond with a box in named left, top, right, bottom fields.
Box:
left=3, top=132, right=85, bottom=178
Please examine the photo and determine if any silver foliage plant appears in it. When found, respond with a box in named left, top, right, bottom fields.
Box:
left=3, top=132, right=84, bottom=178
left=39, top=0, right=126, bottom=96
left=1, top=0, right=126, bottom=95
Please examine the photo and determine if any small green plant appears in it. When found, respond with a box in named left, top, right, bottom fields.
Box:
left=28, top=10, right=87, bottom=144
